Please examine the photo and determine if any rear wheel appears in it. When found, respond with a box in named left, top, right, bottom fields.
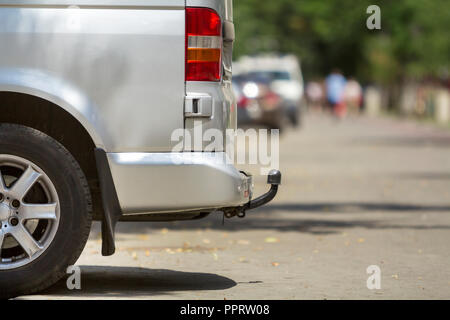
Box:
left=0, top=124, right=92, bottom=299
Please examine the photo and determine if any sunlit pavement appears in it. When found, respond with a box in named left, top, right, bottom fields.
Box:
left=21, top=113, right=450, bottom=299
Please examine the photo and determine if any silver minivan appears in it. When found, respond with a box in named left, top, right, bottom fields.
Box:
left=0, top=0, right=280, bottom=298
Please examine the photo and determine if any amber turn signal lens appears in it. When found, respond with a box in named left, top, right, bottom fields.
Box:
left=187, top=48, right=221, bottom=62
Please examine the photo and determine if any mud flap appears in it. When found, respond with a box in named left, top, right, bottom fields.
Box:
left=94, top=148, right=122, bottom=256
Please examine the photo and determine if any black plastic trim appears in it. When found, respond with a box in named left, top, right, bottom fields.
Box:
left=94, top=148, right=123, bottom=256
left=223, top=20, right=235, bottom=42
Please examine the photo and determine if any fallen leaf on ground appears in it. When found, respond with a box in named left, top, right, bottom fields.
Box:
left=138, top=234, right=149, bottom=241
left=357, top=238, right=365, bottom=243
left=145, top=250, right=150, bottom=257
left=238, top=240, right=250, bottom=245
left=131, top=252, right=138, bottom=260
left=392, top=274, right=399, bottom=280
left=161, top=228, right=169, bottom=234
left=202, top=239, right=211, bottom=244
left=265, top=237, right=280, bottom=243
left=271, top=262, right=280, bottom=267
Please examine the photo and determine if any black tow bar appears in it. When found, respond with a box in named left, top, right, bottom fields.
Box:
left=223, top=169, right=281, bottom=218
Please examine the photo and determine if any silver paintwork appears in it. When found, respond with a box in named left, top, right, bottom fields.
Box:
left=108, top=152, right=251, bottom=214
left=0, top=155, right=60, bottom=270
left=0, top=1, right=184, bottom=9
left=0, top=2, right=185, bottom=152
left=184, top=81, right=236, bottom=152
left=0, top=1, right=244, bottom=214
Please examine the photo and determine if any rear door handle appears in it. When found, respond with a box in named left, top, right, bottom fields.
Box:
left=185, top=94, right=212, bottom=117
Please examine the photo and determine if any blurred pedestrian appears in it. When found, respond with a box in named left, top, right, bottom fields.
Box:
left=306, top=81, right=325, bottom=112
left=325, top=69, right=347, bottom=118
left=344, top=78, right=363, bottom=115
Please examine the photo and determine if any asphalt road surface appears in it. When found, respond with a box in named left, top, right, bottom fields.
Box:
left=21, top=114, right=450, bottom=299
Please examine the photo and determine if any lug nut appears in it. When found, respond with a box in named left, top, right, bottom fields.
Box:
left=10, top=217, right=19, bottom=226
left=11, top=199, right=20, bottom=208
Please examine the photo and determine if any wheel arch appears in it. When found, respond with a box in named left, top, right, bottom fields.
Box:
left=0, top=68, right=106, bottom=149
left=0, top=90, right=104, bottom=221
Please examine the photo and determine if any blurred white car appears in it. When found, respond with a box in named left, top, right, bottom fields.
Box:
left=234, top=54, right=305, bottom=126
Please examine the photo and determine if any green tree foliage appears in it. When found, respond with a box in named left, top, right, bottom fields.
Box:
left=233, top=0, right=450, bottom=84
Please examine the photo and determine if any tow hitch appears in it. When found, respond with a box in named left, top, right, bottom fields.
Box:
left=223, top=169, right=281, bottom=218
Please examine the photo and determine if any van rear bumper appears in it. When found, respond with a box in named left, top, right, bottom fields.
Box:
left=107, top=152, right=252, bottom=215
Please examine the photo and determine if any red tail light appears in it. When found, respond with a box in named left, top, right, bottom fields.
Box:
left=186, top=8, right=222, bottom=81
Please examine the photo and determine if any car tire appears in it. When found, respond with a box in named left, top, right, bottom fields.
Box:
left=0, top=124, right=92, bottom=299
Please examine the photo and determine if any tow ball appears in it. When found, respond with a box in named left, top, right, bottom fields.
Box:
left=223, top=169, right=281, bottom=218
